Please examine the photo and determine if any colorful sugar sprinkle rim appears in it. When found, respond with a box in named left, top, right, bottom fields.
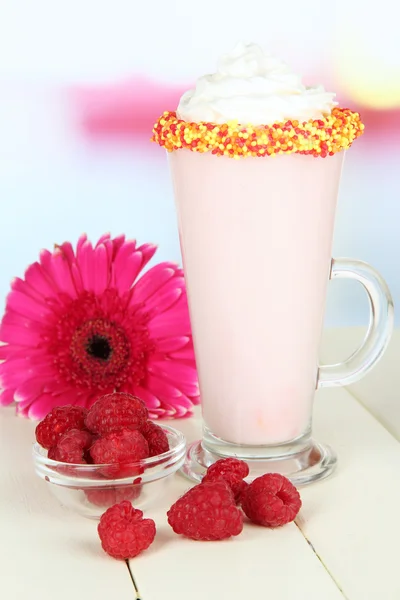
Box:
left=152, top=108, right=364, bottom=158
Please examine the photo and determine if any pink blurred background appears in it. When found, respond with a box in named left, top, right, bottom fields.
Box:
left=0, top=0, right=399, bottom=325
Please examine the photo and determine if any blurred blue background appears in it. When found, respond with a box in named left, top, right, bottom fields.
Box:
left=0, top=0, right=399, bottom=326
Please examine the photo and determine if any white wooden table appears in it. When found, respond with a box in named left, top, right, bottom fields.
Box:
left=1, top=328, right=399, bottom=600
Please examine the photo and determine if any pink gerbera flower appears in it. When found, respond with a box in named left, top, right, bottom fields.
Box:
left=0, top=234, right=199, bottom=420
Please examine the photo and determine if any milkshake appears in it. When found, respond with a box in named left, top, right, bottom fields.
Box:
left=170, top=150, right=343, bottom=446
left=153, top=43, right=392, bottom=483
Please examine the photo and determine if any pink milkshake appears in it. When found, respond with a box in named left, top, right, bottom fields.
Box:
left=170, top=150, right=343, bottom=446
left=153, top=43, right=393, bottom=484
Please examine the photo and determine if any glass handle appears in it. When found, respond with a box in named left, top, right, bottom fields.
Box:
left=318, top=258, right=394, bottom=388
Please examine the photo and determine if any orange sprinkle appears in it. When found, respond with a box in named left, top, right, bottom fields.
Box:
left=152, top=108, right=364, bottom=159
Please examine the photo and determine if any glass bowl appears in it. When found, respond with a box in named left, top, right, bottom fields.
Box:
left=33, top=425, right=186, bottom=519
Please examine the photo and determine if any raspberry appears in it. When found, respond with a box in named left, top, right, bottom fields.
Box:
left=85, top=392, right=148, bottom=436
left=202, top=458, right=249, bottom=503
left=35, top=405, right=88, bottom=449
left=167, top=480, right=243, bottom=541
left=51, top=429, right=93, bottom=463
left=204, top=458, right=249, bottom=481
left=90, top=429, right=149, bottom=478
left=233, top=479, right=249, bottom=504
left=85, top=484, right=142, bottom=508
left=141, top=420, right=169, bottom=456
left=98, top=501, right=156, bottom=560
left=47, top=446, right=58, bottom=460
left=240, top=473, right=302, bottom=527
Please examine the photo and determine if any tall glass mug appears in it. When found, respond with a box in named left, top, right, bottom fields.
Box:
left=153, top=43, right=394, bottom=485
left=169, top=150, right=393, bottom=485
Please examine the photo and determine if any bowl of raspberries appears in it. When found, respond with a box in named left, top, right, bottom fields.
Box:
left=32, top=392, right=186, bottom=519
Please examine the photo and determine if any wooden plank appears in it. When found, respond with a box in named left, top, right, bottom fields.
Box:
left=129, top=408, right=344, bottom=600
left=298, top=387, right=400, bottom=600
left=0, top=407, right=136, bottom=600
left=321, top=327, right=400, bottom=440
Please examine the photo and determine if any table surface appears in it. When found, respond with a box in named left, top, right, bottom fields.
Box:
left=1, top=330, right=400, bottom=600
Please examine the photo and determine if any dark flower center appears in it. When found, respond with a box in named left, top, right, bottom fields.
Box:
left=87, top=334, right=112, bottom=361
left=50, top=290, right=155, bottom=392
left=69, top=317, right=131, bottom=386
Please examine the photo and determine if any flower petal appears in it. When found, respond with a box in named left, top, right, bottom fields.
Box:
left=135, top=272, right=186, bottom=314
left=27, top=395, right=58, bottom=419
left=4, top=289, right=53, bottom=320
left=161, top=405, right=178, bottom=417
left=136, top=242, right=157, bottom=270
left=24, top=262, right=58, bottom=298
left=0, top=322, right=41, bottom=347
left=131, top=385, right=161, bottom=409
left=95, top=233, right=111, bottom=246
left=0, top=348, right=50, bottom=365
left=1, top=309, right=45, bottom=332
left=27, top=390, right=88, bottom=420
left=149, top=406, right=194, bottom=419
left=147, top=377, right=195, bottom=411
left=148, top=409, right=163, bottom=419
left=11, top=276, right=45, bottom=302
left=173, top=393, right=197, bottom=409
left=15, top=402, right=32, bottom=417
left=42, top=249, right=80, bottom=298
left=142, top=287, right=182, bottom=317
left=77, top=233, right=88, bottom=254
left=148, top=360, right=199, bottom=396
left=0, top=344, right=10, bottom=360
left=147, top=309, right=192, bottom=338
left=0, top=345, right=41, bottom=361
left=92, top=242, right=111, bottom=295
left=14, top=378, right=47, bottom=403
left=156, top=407, right=177, bottom=417
left=111, top=240, right=139, bottom=286
left=0, top=358, right=55, bottom=388
left=169, top=346, right=196, bottom=360
left=57, top=241, right=84, bottom=293
left=113, top=251, right=144, bottom=293
left=143, top=375, right=198, bottom=418
left=149, top=275, right=185, bottom=298
left=111, top=234, right=128, bottom=260
left=174, top=405, right=191, bottom=418
left=132, top=263, right=179, bottom=304
left=155, top=336, right=191, bottom=353
left=146, top=374, right=182, bottom=398
left=76, top=238, right=96, bottom=291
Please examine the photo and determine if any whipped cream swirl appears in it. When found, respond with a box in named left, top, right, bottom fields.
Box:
left=177, top=42, right=337, bottom=125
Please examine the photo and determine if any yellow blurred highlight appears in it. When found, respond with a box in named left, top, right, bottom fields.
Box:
left=334, top=11, right=400, bottom=110
left=339, top=63, right=400, bottom=109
